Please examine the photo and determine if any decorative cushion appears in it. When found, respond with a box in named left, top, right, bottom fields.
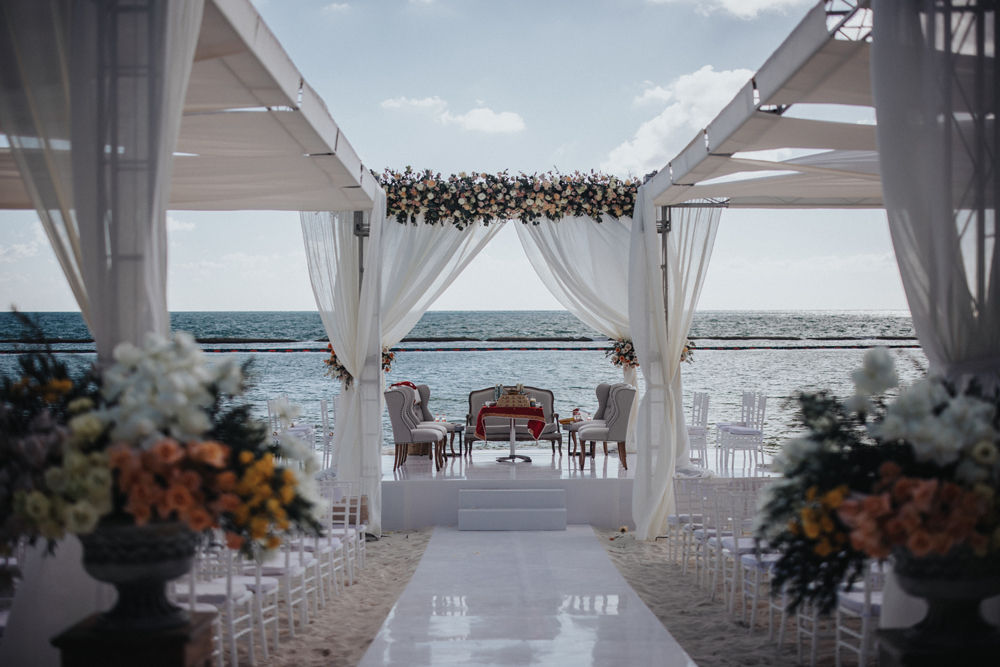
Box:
left=837, top=590, right=883, bottom=615
left=173, top=580, right=247, bottom=605
left=728, top=426, right=762, bottom=436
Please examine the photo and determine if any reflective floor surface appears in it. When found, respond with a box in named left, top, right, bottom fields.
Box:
left=357, top=526, right=696, bottom=667
left=382, top=445, right=774, bottom=481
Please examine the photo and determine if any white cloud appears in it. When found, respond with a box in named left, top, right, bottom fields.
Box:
left=633, top=84, right=673, bottom=106
left=646, top=0, right=812, bottom=20
left=601, top=65, right=752, bottom=177
left=0, top=242, right=38, bottom=262
left=441, top=108, right=525, bottom=133
left=381, top=96, right=525, bottom=133
left=322, top=3, right=350, bottom=16
left=167, top=217, right=196, bottom=232
left=381, top=96, right=448, bottom=115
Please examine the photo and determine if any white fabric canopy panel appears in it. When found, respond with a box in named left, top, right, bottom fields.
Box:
left=0, top=0, right=378, bottom=212
left=647, top=0, right=879, bottom=209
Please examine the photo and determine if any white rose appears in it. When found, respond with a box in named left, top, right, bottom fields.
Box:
left=64, top=500, right=100, bottom=535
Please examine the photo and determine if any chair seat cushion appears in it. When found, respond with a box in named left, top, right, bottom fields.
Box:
left=417, top=422, right=448, bottom=435
left=728, top=426, right=762, bottom=436
left=837, top=590, right=883, bottom=615
left=577, top=426, right=610, bottom=441
left=568, top=420, right=604, bottom=433
left=667, top=513, right=703, bottom=525
left=408, top=428, right=445, bottom=442
left=231, top=574, right=279, bottom=593
left=174, top=580, right=247, bottom=605
left=739, top=552, right=782, bottom=570
left=720, top=536, right=759, bottom=554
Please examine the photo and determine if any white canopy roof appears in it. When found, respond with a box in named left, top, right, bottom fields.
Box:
left=0, top=0, right=378, bottom=212
left=648, top=1, right=880, bottom=209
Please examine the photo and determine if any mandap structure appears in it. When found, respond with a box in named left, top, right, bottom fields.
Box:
left=631, top=0, right=1000, bottom=572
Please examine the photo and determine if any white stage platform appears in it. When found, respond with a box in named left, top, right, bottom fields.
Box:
left=381, top=448, right=635, bottom=532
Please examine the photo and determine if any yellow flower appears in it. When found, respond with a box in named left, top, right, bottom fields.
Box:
left=820, top=516, right=835, bottom=534
left=806, top=486, right=819, bottom=502
left=234, top=504, right=251, bottom=526
left=814, top=538, right=833, bottom=558
left=250, top=516, right=269, bottom=540
left=266, top=536, right=281, bottom=549
left=280, top=485, right=296, bottom=504
left=282, top=469, right=296, bottom=485
left=239, top=451, right=255, bottom=464
left=821, top=485, right=848, bottom=510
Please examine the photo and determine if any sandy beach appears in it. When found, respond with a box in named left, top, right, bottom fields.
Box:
left=248, top=527, right=433, bottom=667
left=594, top=527, right=841, bottom=667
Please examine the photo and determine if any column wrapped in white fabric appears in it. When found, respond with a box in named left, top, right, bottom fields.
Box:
left=628, top=187, right=720, bottom=541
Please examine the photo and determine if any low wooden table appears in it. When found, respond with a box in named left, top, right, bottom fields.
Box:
left=51, top=611, right=216, bottom=667
left=475, top=405, right=546, bottom=463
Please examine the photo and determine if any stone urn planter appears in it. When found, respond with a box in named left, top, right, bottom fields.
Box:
left=79, top=520, right=199, bottom=632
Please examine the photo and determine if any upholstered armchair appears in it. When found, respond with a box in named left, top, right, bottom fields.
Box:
left=566, top=383, right=611, bottom=455
left=384, top=385, right=447, bottom=470
left=416, top=384, right=460, bottom=455
left=576, top=383, right=636, bottom=470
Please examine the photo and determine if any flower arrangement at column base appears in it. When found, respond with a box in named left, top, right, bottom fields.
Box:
left=1, top=317, right=324, bottom=637
left=79, top=520, right=199, bottom=632
left=756, top=349, right=1000, bottom=663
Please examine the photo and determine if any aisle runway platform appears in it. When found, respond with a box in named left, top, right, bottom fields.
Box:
left=381, top=448, right=634, bottom=531
left=357, top=526, right=696, bottom=667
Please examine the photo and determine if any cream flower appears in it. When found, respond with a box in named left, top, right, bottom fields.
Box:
left=63, top=500, right=100, bottom=535
left=972, top=439, right=999, bottom=466
left=24, top=490, right=51, bottom=521
left=851, top=347, right=898, bottom=396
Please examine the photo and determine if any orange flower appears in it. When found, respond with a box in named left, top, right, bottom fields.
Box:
left=187, top=508, right=214, bottom=532
left=929, top=532, right=954, bottom=556
left=907, top=530, right=933, bottom=557
left=215, top=471, right=237, bottom=492
left=940, top=482, right=962, bottom=506
left=218, top=493, right=241, bottom=512
left=225, top=532, right=244, bottom=550
left=108, top=444, right=136, bottom=471
left=165, top=484, right=194, bottom=513
left=189, top=441, right=228, bottom=468
left=892, top=478, right=916, bottom=503
left=879, top=461, right=902, bottom=482
left=911, top=480, right=939, bottom=513
left=239, top=451, right=255, bottom=465
left=266, top=536, right=281, bottom=549
left=151, top=438, right=186, bottom=466
left=178, top=470, right=201, bottom=492
left=126, top=498, right=152, bottom=526
left=863, top=493, right=893, bottom=518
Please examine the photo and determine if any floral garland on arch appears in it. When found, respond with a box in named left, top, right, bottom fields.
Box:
left=378, top=167, right=640, bottom=228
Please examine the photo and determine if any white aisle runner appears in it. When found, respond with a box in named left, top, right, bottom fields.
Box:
left=358, top=526, right=696, bottom=666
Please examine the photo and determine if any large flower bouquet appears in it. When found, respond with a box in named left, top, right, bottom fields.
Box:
left=2, top=323, right=322, bottom=559
left=379, top=167, right=639, bottom=228
left=756, top=349, right=1000, bottom=612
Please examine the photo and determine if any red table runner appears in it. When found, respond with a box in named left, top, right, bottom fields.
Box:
left=475, top=406, right=546, bottom=440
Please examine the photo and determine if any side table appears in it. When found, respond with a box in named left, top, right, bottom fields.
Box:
left=51, top=611, right=216, bottom=667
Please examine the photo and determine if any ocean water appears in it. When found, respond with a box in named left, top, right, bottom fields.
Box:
left=0, top=310, right=926, bottom=452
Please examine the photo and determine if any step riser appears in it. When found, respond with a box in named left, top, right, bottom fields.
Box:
left=458, top=489, right=566, bottom=509
left=458, top=508, right=567, bottom=531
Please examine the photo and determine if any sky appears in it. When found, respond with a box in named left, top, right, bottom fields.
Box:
left=0, top=0, right=909, bottom=313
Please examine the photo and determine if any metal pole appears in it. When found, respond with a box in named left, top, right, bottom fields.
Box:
left=354, top=210, right=367, bottom=296
left=659, top=206, right=671, bottom=334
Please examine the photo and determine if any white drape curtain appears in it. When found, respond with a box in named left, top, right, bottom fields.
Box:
left=628, top=188, right=720, bottom=541
left=302, top=209, right=501, bottom=534
left=872, top=0, right=1000, bottom=629
left=382, top=217, right=505, bottom=348
left=516, top=216, right=639, bottom=450
left=0, top=0, right=201, bottom=362
left=0, top=1, right=204, bottom=664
